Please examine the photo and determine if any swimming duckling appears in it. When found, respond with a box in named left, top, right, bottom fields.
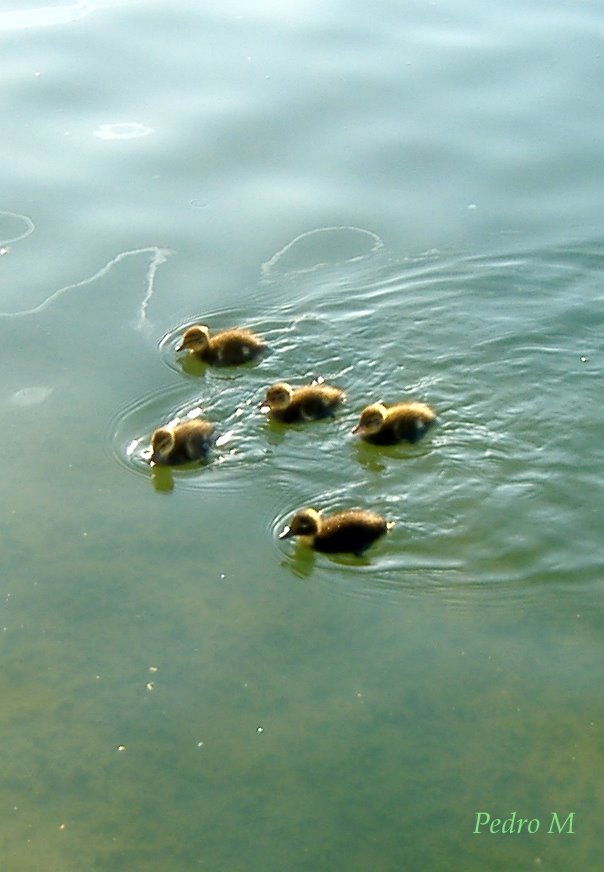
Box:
left=279, top=507, right=392, bottom=556
left=262, top=381, right=344, bottom=423
left=149, top=418, right=215, bottom=466
left=352, top=401, right=437, bottom=445
left=175, top=324, right=265, bottom=366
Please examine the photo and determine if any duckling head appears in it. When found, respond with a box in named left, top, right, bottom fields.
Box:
left=279, top=507, right=321, bottom=539
left=264, top=382, right=294, bottom=412
left=150, top=427, right=175, bottom=465
left=175, top=324, right=210, bottom=353
left=352, top=403, right=387, bottom=436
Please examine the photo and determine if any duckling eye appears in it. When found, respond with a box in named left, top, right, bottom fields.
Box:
left=268, top=388, right=287, bottom=405
left=364, top=412, right=382, bottom=429
left=297, top=518, right=315, bottom=533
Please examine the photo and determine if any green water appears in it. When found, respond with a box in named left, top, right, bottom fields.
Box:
left=2, top=1, right=603, bottom=870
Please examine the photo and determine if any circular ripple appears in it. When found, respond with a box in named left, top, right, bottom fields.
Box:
left=108, top=382, right=269, bottom=491
left=267, top=482, right=452, bottom=599
left=158, top=308, right=286, bottom=380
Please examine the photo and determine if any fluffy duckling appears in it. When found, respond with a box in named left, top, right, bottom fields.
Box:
left=262, top=381, right=344, bottom=423
left=279, top=507, right=392, bottom=556
left=149, top=418, right=215, bottom=466
left=175, top=324, right=265, bottom=366
left=352, top=401, right=437, bottom=445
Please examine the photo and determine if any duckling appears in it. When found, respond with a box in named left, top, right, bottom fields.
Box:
left=279, top=507, right=392, bottom=556
left=352, top=401, right=437, bottom=445
left=175, top=324, right=265, bottom=366
left=149, top=418, right=215, bottom=466
left=262, top=380, right=344, bottom=423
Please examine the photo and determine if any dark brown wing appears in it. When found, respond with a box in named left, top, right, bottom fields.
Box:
left=314, top=512, right=387, bottom=554
left=173, top=421, right=215, bottom=463
left=291, top=386, right=343, bottom=421
left=213, top=331, right=265, bottom=366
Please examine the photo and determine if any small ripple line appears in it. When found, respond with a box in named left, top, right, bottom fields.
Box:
left=261, top=226, right=384, bottom=279
left=0, top=246, right=173, bottom=323
left=0, top=210, right=35, bottom=245
left=137, top=246, right=172, bottom=329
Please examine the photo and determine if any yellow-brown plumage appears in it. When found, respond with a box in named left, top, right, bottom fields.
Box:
left=149, top=418, right=215, bottom=466
left=279, top=507, right=392, bottom=555
left=175, top=324, right=265, bottom=366
left=262, top=381, right=344, bottom=423
left=352, top=401, right=436, bottom=445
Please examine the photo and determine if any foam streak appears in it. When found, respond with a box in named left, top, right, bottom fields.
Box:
left=0, top=246, right=172, bottom=324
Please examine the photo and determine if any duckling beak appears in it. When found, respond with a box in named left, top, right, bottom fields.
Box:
left=174, top=341, right=185, bottom=353
left=351, top=424, right=362, bottom=435
left=279, top=525, right=293, bottom=539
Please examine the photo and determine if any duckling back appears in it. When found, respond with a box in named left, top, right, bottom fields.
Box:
left=265, top=382, right=344, bottom=423
left=313, top=509, right=390, bottom=554
left=208, top=329, right=265, bottom=366
left=177, top=418, right=215, bottom=461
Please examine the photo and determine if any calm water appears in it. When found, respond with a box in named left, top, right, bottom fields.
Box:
left=1, top=1, right=603, bottom=870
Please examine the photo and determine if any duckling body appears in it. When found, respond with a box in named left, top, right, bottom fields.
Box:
left=353, top=401, right=436, bottom=445
left=150, top=418, right=215, bottom=466
left=175, top=324, right=265, bottom=366
left=263, top=381, right=344, bottom=423
left=279, top=507, right=392, bottom=555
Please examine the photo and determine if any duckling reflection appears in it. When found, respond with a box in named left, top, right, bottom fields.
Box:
left=352, top=401, right=436, bottom=445
left=279, top=507, right=393, bottom=556
left=150, top=464, right=176, bottom=494
left=280, top=545, right=317, bottom=579
left=175, top=324, right=265, bottom=366
left=261, top=380, right=344, bottom=423
left=149, top=417, right=215, bottom=466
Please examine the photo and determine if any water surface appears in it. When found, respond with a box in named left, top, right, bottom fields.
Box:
left=1, top=2, right=603, bottom=870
